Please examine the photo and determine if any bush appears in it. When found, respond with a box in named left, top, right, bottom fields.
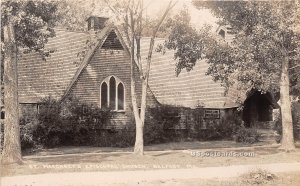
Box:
left=20, top=96, right=114, bottom=149
left=235, top=125, right=261, bottom=144
left=198, top=110, right=242, bottom=141
left=19, top=106, right=41, bottom=150
left=93, top=127, right=135, bottom=148
left=144, top=105, right=183, bottom=144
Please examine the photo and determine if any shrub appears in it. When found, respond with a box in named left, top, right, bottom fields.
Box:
left=63, top=98, right=113, bottom=146
left=198, top=110, right=242, bottom=141
left=20, top=96, right=114, bottom=149
left=35, top=97, right=66, bottom=147
left=235, top=125, right=261, bottom=144
left=144, top=105, right=183, bottom=144
left=19, top=105, right=41, bottom=150
left=93, top=127, right=135, bottom=148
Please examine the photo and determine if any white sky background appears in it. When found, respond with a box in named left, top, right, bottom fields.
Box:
left=142, top=0, right=218, bottom=29
left=85, top=0, right=219, bottom=31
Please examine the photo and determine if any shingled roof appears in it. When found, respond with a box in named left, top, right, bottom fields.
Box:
left=18, top=29, right=89, bottom=103
left=18, top=26, right=239, bottom=108
left=139, top=38, right=238, bottom=108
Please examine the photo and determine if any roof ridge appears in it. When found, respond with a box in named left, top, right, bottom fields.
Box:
left=54, top=27, right=89, bottom=34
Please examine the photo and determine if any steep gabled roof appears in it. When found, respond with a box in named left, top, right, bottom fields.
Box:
left=18, top=29, right=90, bottom=103
left=61, top=26, right=129, bottom=100
left=18, top=26, right=129, bottom=104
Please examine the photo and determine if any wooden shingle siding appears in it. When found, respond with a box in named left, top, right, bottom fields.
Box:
left=68, top=46, right=158, bottom=128
left=69, top=49, right=131, bottom=106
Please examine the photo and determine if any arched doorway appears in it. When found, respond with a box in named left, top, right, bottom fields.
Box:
left=242, top=91, right=279, bottom=128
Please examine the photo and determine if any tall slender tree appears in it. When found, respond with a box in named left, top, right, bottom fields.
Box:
left=104, top=0, right=176, bottom=155
left=1, top=0, right=59, bottom=164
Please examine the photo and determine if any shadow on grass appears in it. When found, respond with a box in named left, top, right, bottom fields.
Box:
left=152, top=152, right=178, bottom=157
left=27, top=153, right=124, bottom=164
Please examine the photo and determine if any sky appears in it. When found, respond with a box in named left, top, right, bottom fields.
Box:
left=86, top=0, right=219, bottom=30
left=143, top=0, right=218, bottom=29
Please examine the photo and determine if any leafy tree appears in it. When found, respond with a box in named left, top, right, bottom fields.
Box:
left=105, top=0, right=176, bottom=155
left=198, top=1, right=300, bottom=151
left=162, top=1, right=299, bottom=151
left=1, top=0, right=59, bottom=164
left=55, top=0, right=103, bottom=31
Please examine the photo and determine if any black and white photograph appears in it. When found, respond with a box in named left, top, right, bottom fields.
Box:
left=0, top=0, right=300, bottom=185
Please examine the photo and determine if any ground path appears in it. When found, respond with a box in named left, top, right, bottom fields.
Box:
left=2, top=141, right=300, bottom=185
left=2, top=162, right=300, bottom=186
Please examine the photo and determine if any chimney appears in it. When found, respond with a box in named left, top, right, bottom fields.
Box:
left=87, top=16, right=109, bottom=31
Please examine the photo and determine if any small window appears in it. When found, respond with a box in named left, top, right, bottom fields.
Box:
left=204, top=109, right=220, bottom=119
left=219, top=29, right=225, bottom=38
left=109, top=77, right=116, bottom=110
left=102, top=31, right=124, bottom=50
left=62, top=108, right=67, bottom=116
left=83, top=105, right=88, bottom=114
left=118, top=83, right=124, bottom=110
left=101, top=82, right=108, bottom=108
left=1, top=111, right=4, bottom=119
left=37, top=104, right=41, bottom=114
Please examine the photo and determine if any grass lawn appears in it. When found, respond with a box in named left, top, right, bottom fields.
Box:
left=2, top=143, right=300, bottom=177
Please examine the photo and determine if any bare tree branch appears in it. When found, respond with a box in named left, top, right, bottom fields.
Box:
left=289, top=64, right=300, bottom=70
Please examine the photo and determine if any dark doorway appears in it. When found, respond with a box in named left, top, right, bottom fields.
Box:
left=242, top=91, right=278, bottom=128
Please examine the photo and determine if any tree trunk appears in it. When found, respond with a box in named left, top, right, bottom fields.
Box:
left=129, top=30, right=144, bottom=155
left=134, top=119, right=144, bottom=155
left=279, top=55, right=295, bottom=151
left=1, top=22, right=22, bottom=164
left=126, top=0, right=175, bottom=156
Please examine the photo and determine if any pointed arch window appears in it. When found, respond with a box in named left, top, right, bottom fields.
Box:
left=100, top=76, right=125, bottom=111
left=118, top=83, right=124, bottom=110
left=101, top=82, right=108, bottom=108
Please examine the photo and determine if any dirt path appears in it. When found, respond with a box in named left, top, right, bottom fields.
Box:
left=2, top=162, right=300, bottom=186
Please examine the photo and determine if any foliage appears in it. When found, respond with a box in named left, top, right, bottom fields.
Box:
left=161, top=1, right=298, bottom=150
left=1, top=0, right=60, bottom=56
left=149, top=105, right=182, bottom=129
left=156, top=8, right=213, bottom=76
left=145, top=106, right=242, bottom=142
left=19, top=96, right=113, bottom=149
left=19, top=107, right=40, bottom=150
left=235, top=125, right=261, bottom=144
left=93, top=127, right=135, bottom=148
left=160, top=2, right=300, bottom=97
left=1, top=0, right=62, bottom=163
left=198, top=110, right=242, bottom=141
left=55, top=0, right=98, bottom=31
left=144, top=105, right=182, bottom=144
left=195, top=1, right=299, bottom=96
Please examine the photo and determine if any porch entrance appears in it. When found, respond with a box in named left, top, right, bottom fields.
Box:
left=242, top=91, right=279, bottom=129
